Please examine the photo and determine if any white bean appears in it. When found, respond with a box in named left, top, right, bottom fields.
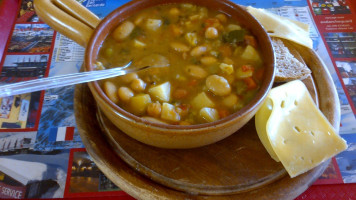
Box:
left=121, top=73, right=138, bottom=84
left=223, top=94, right=238, bottom=108
left=170, top=42, right=190, bottom=52
left=146, top=19, right=162, bottom=31
left=113, top=21, right=135, bottom=41
left=134, top=14, right=146, bottom=25
left=205, top=27, right=218, bottom=39
left=227, top=24, right=241, bottom=32
left=130, top=78, right=146, bottom=92
left=216, top=14, right=227, bottom=23
left=206, top=75, right=231, bottom=96
left=169, top=7, right=180, bottom=16
left=200, top=56, right=217, bottom=65
left=185, top=65, right=208, bottom=79
left=103, top=81, right=119, bottom=104
left=190, top=45, right=207, bottom=57
left=118, top=87, right=134, bottom=102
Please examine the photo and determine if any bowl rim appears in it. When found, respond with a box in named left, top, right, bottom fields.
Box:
left=85, top=0, right=275, bottom=130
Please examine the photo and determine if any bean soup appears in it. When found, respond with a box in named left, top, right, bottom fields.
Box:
left=97, top=3, right=264, bottom=125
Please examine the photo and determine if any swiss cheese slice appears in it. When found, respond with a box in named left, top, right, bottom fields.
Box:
left=247, top=6, right=313, bottom=49
left=255, top=80, right=347, bottom=178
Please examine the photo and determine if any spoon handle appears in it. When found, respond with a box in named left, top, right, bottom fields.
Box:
left=0, top=63, right=146, bottom=98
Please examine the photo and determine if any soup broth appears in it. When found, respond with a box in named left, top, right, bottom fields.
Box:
left=97, top=3, right=264, bottom=125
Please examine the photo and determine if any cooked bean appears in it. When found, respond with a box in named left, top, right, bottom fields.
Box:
left=190, top=45, right=207, bottom=57
left=227, top=24, right=241, bottom=31
left=146, top=19, right=162, bottom=31
left=121, top=73, right=138, bottom=84
left=134, top=14, right=146, bottom=25
left=206, top=75, right=231, bottom=96
left=131, top=78, right=146, bottom=92
left=95, top=61, right=105, bottom=70
left=147, top=102, right=162, bottom=117
left=133, top=39, right=146, bottom=48
left=118, top=87, right=134, bottom=102
left=185, top=65, right=208, bottom=79
left=216, top=14, right=227, bottom=23
left=104, top=81, right=119, bottom=104
left=169, top=7, right=180, bottom=16
left=136, top=54, right=170, bottom=68
left=223, top=94, right=238, bottom=108
left=170, top=42, right=190, bottom=52
left=113, top=21, right=135, bottom=41
left=200, top=56, right=217, bottom=65
left=205, top=27, right=219, bottom=39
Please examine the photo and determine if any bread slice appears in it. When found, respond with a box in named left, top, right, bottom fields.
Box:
left=272, top=38, right=311, bottom=82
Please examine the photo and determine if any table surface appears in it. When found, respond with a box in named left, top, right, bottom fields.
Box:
left=0, top=0, right=356, bottom=199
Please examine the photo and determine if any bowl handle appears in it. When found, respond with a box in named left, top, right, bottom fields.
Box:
left=34, top=0, right=100, bottom=47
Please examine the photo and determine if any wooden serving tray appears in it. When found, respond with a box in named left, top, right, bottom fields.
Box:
left=74, top=43, right=340, bottom=199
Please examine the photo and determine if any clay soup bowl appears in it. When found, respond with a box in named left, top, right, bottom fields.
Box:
left=34, top=0, right=275, bottom=149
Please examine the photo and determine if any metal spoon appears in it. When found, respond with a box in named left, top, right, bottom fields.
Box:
left=0, top=61, right=150, bottom=98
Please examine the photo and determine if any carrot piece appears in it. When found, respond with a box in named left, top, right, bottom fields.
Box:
left=173, top=89, right=188, bottom=99
left=219, top=45, right=232, bottom=57
left=241, top=65, right=254, bottom=72
left=218, top=109, right=230, bottom=118
left=243, top=77, right=257, bottom=90
left=188, top=79, right=198, bottom=86
left=244, top=35, right=258, bottom=48
left=204, top=18, right=220, bottom=28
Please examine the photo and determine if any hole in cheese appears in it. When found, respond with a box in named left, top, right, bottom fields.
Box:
left=294, top=126, right=301, bottom=133
left=309, top=131, right=315, bottom=136
left=281, top=100, right=285, bottom=108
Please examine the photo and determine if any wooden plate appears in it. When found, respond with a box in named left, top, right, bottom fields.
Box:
left=74, top=43, right=340, bottom=199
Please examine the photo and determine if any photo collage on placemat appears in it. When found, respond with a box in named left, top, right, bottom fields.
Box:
left=308, top=0, right=356, bottom=184
left=0, top=1, right=53, bottom=132
left=0, top=0, right=131, bottom=199
left=310, top=0, right=356, bottom=117
left=310, top=0, right=351, bottom=15
left=0, top=0, right=66, bottom=198
left=62, top=149, right=128, bottom=198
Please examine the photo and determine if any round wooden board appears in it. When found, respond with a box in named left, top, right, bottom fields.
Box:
left=74, top=43, right=340, bottom=199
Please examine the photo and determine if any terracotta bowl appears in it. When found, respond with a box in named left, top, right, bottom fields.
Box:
left=35, top=0, right=275, bottom=149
